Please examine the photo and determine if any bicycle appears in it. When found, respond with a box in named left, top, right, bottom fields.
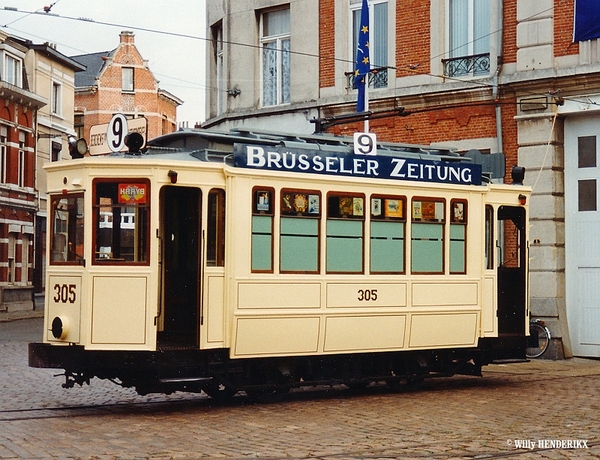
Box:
left=526, top=319, right=551, bottom=358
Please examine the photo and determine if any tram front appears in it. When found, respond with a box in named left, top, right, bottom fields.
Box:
left=29, top=158, right=161, bottom=388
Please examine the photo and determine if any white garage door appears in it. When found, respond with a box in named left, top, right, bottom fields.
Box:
left=565, top=115, right=600, bottom=357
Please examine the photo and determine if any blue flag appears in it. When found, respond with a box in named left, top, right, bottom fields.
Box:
left=355, top=0, right=370, bottom=112
left=574, top=0, right=600, bottom=42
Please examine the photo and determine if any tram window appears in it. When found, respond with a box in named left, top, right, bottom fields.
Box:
left=280, top=189, right=320, bottom=273
left=251, top=187, right=274, bottom=272
left=498, top=213, right=522, bottom=268
left=485, top=205, right=493, bottom=270
left=449, top=199, right=467, bottom=274
left=326, top=193, right=364, bottom=273
left=207, top=189, right=225, bottom=267
left=92, top=180, right=149, bottom=264
left=411, top=198, right=445, bottom=274
left=370, top=195, right=405, bottom=273
left=50, top=194, right=84, bottom=265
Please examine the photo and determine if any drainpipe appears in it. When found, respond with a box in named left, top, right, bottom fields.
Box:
left=493, top=0, right=504, bottom=159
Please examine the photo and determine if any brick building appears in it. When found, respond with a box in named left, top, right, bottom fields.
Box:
left=0, top=32, right=46, bottom=311
left=205, top=0, right=600, bottom=359
left=72, top=31, right=182, bottom=150
left=24, top=41, right=85, bottom=296
left=0, top=33, right=83, bottom=310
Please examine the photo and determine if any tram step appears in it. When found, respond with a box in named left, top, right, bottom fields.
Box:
left=491, top=358, right=529, bottom=364
left=159, top=376, right=213, bottom=384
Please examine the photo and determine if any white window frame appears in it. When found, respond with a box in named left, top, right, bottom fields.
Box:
left=214, top=23, right=225, bottom=115
left=7, top=233, right=16, bottom=284
left=260, top=7, right=291, bottom=107
left=2, top=51, right=23, bottom=87
left=52, top=81, right=62, bottom=116
left=18, top=131, right=25, bottom=188
left=21, top=234, right=29, bottom=283
left=0, top=125, right=7, bottom=184
left=446, top=0, right=490, bottom=64
left=122, top=67, right=134, bottom=92
left=349, top=0, right=388, bottom=88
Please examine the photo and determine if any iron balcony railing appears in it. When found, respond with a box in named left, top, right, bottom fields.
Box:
left=346, top=67, right=388, bottom=90
left=442, top=53, right=490, bottom=77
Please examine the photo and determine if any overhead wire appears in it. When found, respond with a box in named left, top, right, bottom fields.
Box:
left=0, top=1, right=585, bottom=184
left=531, top=113, right=558, bottom=193
left=1, top=0, right=62, bottom=27
left=0, top=4, right=592, bottom=108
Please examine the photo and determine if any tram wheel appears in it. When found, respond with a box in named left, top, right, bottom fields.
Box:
left=203, top=382, right=238, bottom=402
left=245, top=385, right=290, bottom=403
left=345, top=379, right=369, bottom=392
left=387, top=375, right=424, bottom=392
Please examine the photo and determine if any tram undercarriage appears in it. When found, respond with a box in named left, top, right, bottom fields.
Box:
left=29, top=336, right=527, bottom=400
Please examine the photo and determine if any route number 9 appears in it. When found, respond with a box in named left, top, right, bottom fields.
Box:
left=354, top=132, right=377, bottom=156
left=107, top=114, right=128, bottom=153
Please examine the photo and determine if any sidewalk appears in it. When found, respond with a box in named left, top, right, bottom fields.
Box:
left=0, top=308, right=44, bottom=322
left=0, top=293, right=44, bottom=322
left=484, top=354, right=600, bottom=377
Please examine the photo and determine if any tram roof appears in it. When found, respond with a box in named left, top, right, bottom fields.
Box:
left=144, top=127, right=466, bottom=163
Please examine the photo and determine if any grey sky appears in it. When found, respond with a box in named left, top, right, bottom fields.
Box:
left=0, top=0, right=207, bottom=125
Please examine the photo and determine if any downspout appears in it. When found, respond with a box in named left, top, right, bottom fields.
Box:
left=493, top=0, right=504, bottom=160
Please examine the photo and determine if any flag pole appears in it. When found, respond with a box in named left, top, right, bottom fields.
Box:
left=355, top=0, right=370, bottom=133
left=364, top=76, right=369, bottom=133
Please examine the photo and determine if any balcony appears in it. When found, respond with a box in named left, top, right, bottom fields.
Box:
left=346, top=67, right=388, bottom=90
left=442, top=53, right=490, bottom=78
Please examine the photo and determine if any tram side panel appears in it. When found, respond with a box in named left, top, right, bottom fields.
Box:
left=226, top=171, right=493, bottom=360
left=225, top=175, right=321, bottom=357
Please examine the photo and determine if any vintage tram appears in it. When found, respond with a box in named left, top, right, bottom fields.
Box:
left=29, top=128, right=530, bottom=400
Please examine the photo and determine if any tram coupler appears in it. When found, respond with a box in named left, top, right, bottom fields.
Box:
left=58, top=371, right=90, bottom=389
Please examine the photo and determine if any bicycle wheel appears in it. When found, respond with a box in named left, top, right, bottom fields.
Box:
left=526, top=322, right=551, bottom=358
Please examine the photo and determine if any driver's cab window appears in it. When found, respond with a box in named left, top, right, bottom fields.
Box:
left=93, top=179, right=150, bottom=264
left=50, top=194, right=84, bottom=265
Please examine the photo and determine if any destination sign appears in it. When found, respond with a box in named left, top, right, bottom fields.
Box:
left=89, top=116, right=147, bottom=156
left=233, top=144, right=482, bottom=186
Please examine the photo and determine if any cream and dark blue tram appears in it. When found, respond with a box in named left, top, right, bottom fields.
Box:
left=30, top=128, right=530, bottom=399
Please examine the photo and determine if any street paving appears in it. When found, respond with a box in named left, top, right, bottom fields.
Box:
left=2, top=317, right=600, bottom=459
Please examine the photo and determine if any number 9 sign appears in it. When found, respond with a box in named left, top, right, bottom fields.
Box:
left=107, top=114, right=129, bottom=153
left=354, top=132, right=377, bottom=156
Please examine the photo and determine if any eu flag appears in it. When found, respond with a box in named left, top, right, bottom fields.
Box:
left=355, top=0, right=370, bottom=112
left=574, top=0, right=600, bottom=42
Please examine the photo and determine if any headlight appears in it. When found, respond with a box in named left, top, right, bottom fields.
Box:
left=51, top=316, right=69, bottom=340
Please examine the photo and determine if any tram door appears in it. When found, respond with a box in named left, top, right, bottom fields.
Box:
left=158, top=186, right=201, bottom=348
left=497, top=206, right=527, bottom=335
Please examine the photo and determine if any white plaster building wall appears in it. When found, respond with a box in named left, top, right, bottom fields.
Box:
left=516, top=0, right=553, bottom=71
left=27, top=52, right=78, bottom=213
left=220, top=111, right=317, bottom=134
left=205, top=0, right=227, bottom=120
left=206, top=0, right=320, bottom=129
left=516, top=110, right=570, bottom=357
left=289, top=0, right=320, bottom=103
left=221, top=2, right=259, bottom=113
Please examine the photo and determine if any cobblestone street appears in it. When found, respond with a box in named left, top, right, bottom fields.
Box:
left=2, top=318, right=600, bottom=459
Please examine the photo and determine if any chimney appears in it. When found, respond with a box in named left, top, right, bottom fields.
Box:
left=120, top=31, right=135, bottom=44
